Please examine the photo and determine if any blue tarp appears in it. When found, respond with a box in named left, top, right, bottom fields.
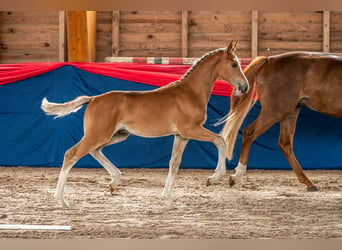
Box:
left=0, top=65, right=341, bottom=170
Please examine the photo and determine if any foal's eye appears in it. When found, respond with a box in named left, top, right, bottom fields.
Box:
left=231, top=62, right=238, bottom=68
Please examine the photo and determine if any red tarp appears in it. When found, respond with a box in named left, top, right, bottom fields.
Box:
left=0, top=62, right=248, bottom=97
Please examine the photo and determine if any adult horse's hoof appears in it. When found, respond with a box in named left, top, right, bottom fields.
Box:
left=307, top=185, right=318, bottom=192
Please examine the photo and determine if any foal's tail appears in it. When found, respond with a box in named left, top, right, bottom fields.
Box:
left=221, top=56, right=267, bottom=159
left=41, top=96, right=93, bottom=118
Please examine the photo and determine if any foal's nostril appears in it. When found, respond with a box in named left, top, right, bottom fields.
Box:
left=238, top=83, right=248, bottom=93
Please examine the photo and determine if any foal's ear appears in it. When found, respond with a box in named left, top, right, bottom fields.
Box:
left=226, top=40, right=239, bottom=54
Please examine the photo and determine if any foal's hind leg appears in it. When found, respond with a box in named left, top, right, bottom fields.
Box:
left=278, top=109, right=318, bottom=191
left=90, top=149, right=121, bottom=194
left=90, top=131, right=130, bottom=194
left=55, top=138, right=97, bottom=207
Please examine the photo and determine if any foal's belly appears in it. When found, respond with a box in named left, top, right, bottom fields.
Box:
left=123, top=123, right=178, bottom=138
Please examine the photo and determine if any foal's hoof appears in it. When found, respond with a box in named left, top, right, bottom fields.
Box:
left=206, top=178, right=212, bottom=186
left=229, top=176, right=236, bottom=187
left=307, top=185, right=318, bottom=192
left=108, top=185, right=117, bottom=195
left=55, top=198, right=69, bottom=208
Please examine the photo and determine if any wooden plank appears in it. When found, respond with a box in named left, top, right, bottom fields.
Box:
left=0, top=52, right=59, bottom=63
left=119, top=50, right=179, bottom=57
left=66, top=11, right=89, bottom=62
left=120, top=23, right=181, bottom=33
left=0, top=25, right=59, bottom=33
left=58, top=11, right=66, bottom=62
left=120, top=33, right=181, bottom=43
left=0, top=33, right=59, bottom=45
left=119, top=42, right=180, bottom=51
left=331, top=11, right=342, bottom=22
left=0, top=40, right=58, bottom=51
left=96, top=11, right=112, bottom=24
left=181, top=11, right=188, bottom=57
left=258, top=12, right=323, bottom=23
left=259, top=23, right=322, bottom=32
left=189, top=33, right=250, bottom=43
left=188, top=49, right=251, bottom=58
left=251, top=10, right=258, bottom=58
left=120, top=14, right=181, bottom=24
left=260, top=31, right=323, bottom=42
left=96, top=23, right=112, bottom=33
left=259, top=41, right=322, bottom=51
left=0, top=12, right=59, bottom=24
left=189, top=23, right=251, bottom=33
left=112, top=11, right=120, bottom=56
left=120, top=10, right=180, bottom=15
left=189, top=40, right=250, bottom=50
left=189, top=11, right=251, bottom=24
left=87, top=11, right=96, bottom=62
left=323, top=11, right=330, bottom=52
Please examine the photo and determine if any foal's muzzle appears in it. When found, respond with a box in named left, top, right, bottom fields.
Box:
left=238, top=82, right=249, bottom=93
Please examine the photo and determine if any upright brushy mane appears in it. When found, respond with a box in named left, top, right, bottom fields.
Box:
left=178, top=48, right=225, bottom=82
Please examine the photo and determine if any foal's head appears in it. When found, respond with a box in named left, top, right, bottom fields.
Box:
left=216, top=41, right=249, bottom=95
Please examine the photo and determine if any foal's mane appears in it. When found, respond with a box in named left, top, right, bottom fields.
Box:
left=178, top=48, right=225, bottom=82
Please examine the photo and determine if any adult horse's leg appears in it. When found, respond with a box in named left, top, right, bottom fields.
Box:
left=229, top=110, right=278, bottom=186
left=162, top=135, right=188, bottom=209
left=278, top=108, right=318, bottom=191
left=90, top=131, right=130, bottom=194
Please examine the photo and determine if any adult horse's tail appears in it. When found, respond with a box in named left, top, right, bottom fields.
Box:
left=221, top=56, right=268, bottom=159
left=41, top=96, right=93, bottom=118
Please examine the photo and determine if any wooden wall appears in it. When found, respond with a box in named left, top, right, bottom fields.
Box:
left=0, top=11, right=60, bottom=63
left=0, top=11, right=342, bottom=63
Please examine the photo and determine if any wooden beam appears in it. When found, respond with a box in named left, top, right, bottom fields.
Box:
left=251, top=10, right=258, bottom=58
left=112, top=11, right=120, bottom=56
left=66, top=11, right=89, bottom=62
left=323, top=11, right=330, bottom=53
left=87, top=11, right=97, bottom=62
left=181, top=11, right=189, bottom=57
left=58, top=11, right=66, bottom=62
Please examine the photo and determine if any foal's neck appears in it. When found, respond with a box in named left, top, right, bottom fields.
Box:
left=179, top=52, right=221, bottom=100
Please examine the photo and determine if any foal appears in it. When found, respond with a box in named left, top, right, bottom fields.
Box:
left=41, top=41, right=249, bottom=208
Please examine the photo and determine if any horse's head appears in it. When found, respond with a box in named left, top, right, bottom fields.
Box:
left=217, top=41, right=249, bottom=95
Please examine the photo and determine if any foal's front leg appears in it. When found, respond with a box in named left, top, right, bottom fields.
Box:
left=206, top=135, right=227, bottom=185
left=180, top=126, right=227, bottom=186
left=162, top=135, right=188, bottom=209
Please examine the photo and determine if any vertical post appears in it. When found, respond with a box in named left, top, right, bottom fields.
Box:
left=58, top=11, right=66, bottom=62
left=66, top=11, right=89, bottom=62
left=251, top=10, right=258, bottom=58
left=87, top=11, right=97, bottom=62
left=181, top=11, right=189, bottom=57
left=323, top=11, right=330, bottom=53
left=112, top=11, right=120, bottom=57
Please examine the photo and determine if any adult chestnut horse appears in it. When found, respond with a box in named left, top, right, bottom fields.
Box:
left=41, top=41, right=249, bottom=209
left=220, top=51, right=342, bottom=191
